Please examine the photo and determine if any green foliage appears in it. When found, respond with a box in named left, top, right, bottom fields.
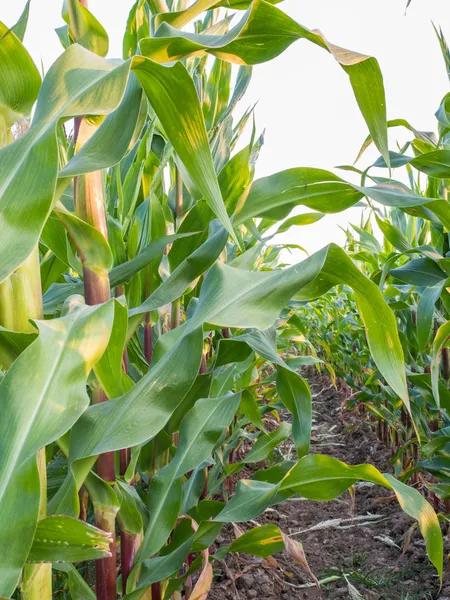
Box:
left=0, top=1, right=444, bottom=598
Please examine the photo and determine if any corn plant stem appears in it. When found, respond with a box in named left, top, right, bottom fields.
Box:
left=443, top=347, right=450, bottom=380
left=21, top=450, right=52, bottom=600
left=121, top=532, right=138, bottom=596
left=114, top=281, right=135, bottom=593
left=74, top=111, right=116, bottom=600
left=115, top=284, right=131, bottom=476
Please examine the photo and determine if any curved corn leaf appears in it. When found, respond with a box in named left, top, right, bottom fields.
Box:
left=130, top=226, right=228, bottom=321
left=53, top=563, right=95, bottom=599
left=132, top=57, right=237, bottom=244
left=123, top=0, right=150, bottom=59
left=216, top=454, right=442, bottom=578
left=431, top=320, right=450, bottom=407
left=0, top=326, right=37, bottom=370
left=153, top=0, right=283, bottom=30
left=0, top=299, right=114, bottom=597
left=142, top=0, right=389, bottom=163
left=389, top=258, right=447, bottom=287
left=59, top=72, right=143, bottom=178
left=54, top=205, right=113, bottom=272
left=116, top=481, right=144, bottom=536
left=355, top=117, right=435, bottom=163
left=274, top=212, right=325, bottom=234
left=69, top=327, right=203, bottom=461
left=128, top=533, right=195, bottom=595
left=417, top=282, right=444, bottom=353
left=234, top=168, right=364, bottom=224
left=183, top=244, right=407, bottom=405
left=0, top=20, right=41, bottom=132
left=94, top=297, right=128, bottom=399
left=28, top=516, right=112, bottom=563
left=276, top=367, right=311, bottom=457
left=244, top=421, right=291, bottom=463
left=66, top=0, right=109, bottom=56
left=375, top=214, right=412, bottom=253
left=0, top=45, right=131, bottom=283
left=228, top=524, right=284, bottom=557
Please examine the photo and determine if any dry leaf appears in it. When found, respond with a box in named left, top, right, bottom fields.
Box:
left=281, top=532, right=320, bottom=590
left=188, top=547, right=213, bottom=600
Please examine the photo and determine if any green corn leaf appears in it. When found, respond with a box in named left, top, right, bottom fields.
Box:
left=276, top=367, right=311, bottom=458
left=244, top=422, right=291, bottom=463
left=417, top=282, right=444, bottom=353
left=110, top=232, right=197, bottom=288
left=181, top=467, right=206, bottom=515
left=53, top=564, right=96, bottom=599
left=116, top=481, right=144, bottom=536
left=431, top=320, right=450, bottom=407
left=54, top=205, right=113, bottom=273
left=0, top=299, right=114, bottom=597
left=383, top=473, right=442, bottom=581
left=41, top=212, right=79, bottom=271
left=127, top=533, right=194, bottom=595
left=142, top=0, right=389, bottom=163
left=154, top=0, right=284, bottom=31
left=409, top=150, right=450, bottom=179
left=59, top=72, right=144, bottom=178
left=138, top=391, right=241, bottom=559
left=389, top=258, right=447, bottom=286
left=239, top=389, right=266, bottom=431
left=234, top=168, right=364, bottom=224
left=0, top=45, right=131, bottom=283
left=229, top=524, right=284, bottom=557
left=182, top=244, right=407, bottom=407
left=375, top=214, right=412, bottom=253
left=130, top=226, right=228, bottom=320
left=10, top=1, right=31, bottom=42
left=66, top=0, right=109, bottom=56
left=69, top=327, right=203, bottom=461
left=355, top=118, right=435, bottom=163
left=213, top=479, right=282, bottom=522
left=215, top=338, right=254, bottom=367
left=94, top=297, right=128, bottom=399
left=123, top=0, right=150, bottom=59
left=0, top=20, right=41, bottom=131
left=274, top=212, right=325, bottom=234
left=28, top=516, right=112, bottom=563
left=215, top=454, right=442, bottom=579
left=0, top=327, right=37, bottom=371
left=132, top=57, right=237, bottom=244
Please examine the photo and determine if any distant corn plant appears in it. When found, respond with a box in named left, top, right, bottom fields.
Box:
left=0, top=1, right=443, bottom=598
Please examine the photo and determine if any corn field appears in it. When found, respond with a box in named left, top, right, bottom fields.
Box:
left=0, top=0, right=449, bottom=598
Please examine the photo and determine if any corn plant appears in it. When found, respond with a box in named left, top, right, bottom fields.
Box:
left=294, top=23, right=450, bottom=522
left=0, top=1, right=444, bottom=598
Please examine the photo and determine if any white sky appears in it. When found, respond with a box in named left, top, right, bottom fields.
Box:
left=3, top=0, right=450, bottom=258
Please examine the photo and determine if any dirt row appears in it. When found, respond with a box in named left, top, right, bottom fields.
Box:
left=209, top=369, right=450, bottom=600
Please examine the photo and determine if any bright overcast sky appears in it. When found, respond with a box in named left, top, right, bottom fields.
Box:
left=3, top=0, right=450, bottom=258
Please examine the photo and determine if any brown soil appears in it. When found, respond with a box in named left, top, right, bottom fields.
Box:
left=209, top=369, right=450, bottom=600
